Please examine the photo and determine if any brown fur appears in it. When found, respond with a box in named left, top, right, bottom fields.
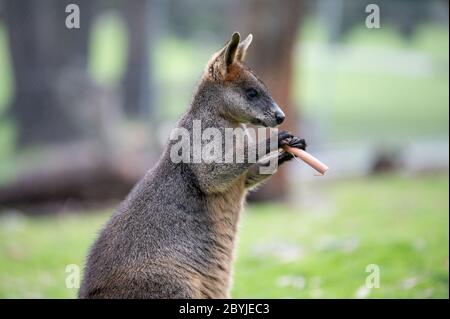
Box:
left=204, top=175, right=247, bottom=297
left=225, top=62, right=244, bottom=82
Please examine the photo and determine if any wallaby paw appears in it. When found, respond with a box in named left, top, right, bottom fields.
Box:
left=278, top=150, right=294, bottom=164
left=278, top=136, right=307, bottom=165
left=286, top=136, right=307, bottom=150
left=278, top=130, right=294, bottom=147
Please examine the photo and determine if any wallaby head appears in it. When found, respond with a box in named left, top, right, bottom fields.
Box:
left=202, top=32, right=285, bottom=127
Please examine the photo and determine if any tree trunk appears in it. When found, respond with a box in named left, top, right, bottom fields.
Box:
left=0, top=145, right=151, bottom=213
left=121, top=0, right=152, bottom=118
left=4, top=0, right=96, bottom=147
left=236, top=0, right=304, bottom=201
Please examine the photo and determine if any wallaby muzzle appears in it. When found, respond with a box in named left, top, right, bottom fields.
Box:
left=272, top=102, right=285, bottom=125
left=254, top=102, right=285, bottom=127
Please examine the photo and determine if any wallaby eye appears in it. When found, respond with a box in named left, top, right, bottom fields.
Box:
left=246, top=88, right=259, bottom=100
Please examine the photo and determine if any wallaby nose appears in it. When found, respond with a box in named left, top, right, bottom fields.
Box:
left=275, top=110, right=285, bottom=125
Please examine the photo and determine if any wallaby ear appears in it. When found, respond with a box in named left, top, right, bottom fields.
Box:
left=207, top=32, right=241, bottom=80
left=224, top=32, right=241, bottom=66
left=236, top=34, right=253, bottom=62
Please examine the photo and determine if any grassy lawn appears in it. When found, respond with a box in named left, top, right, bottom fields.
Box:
left=0, top=174, right=448, bottom=298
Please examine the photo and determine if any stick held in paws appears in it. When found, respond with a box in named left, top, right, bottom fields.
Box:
left=282, top=145, right=329, bottom=176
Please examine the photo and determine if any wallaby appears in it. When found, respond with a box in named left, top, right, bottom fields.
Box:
left=79, top=32, right=305, bottom=299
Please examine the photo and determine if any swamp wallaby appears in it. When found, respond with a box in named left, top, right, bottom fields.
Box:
left=79, top=32, right=305, bottom=299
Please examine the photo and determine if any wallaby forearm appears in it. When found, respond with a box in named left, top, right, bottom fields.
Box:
left=245, top=137, right=306, bottom=189
left=190, top=131, right=286, bottom=193
left=245, top=151, right=293, bottom=189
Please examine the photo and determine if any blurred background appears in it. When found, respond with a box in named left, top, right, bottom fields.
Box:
left=0, top=0, right=448, bottom=298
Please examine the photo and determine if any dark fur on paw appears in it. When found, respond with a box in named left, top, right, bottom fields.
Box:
left=278, top=150, right=293, bottom=165
left=278, top=137, right=307, bottom=165
left=287, top=137, right=307, bottom=150
left=278, top=130, right=294, bottom=147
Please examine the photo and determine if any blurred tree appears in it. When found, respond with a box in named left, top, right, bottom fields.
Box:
left=236, top=0, right=305, bottom=201
left=167, top=0, right=233, bottom=39
left=0, top=1, right=145, bottom=210
left=120, top=0, right=152, bottom=118
left=4, top=0, right=97, bottom=147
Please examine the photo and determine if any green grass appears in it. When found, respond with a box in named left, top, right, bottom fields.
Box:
left=233, top=175, right=449, bottom=298
left=0, top=174, right=448, bottom=298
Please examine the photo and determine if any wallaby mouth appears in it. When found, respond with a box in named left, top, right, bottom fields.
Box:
left=251, top=118, right=269, bottom=127
left=251, top=116, right=282, bottom=128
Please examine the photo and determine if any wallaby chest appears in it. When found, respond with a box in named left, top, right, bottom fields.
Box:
left=199, top=175, right=247, bottom=298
